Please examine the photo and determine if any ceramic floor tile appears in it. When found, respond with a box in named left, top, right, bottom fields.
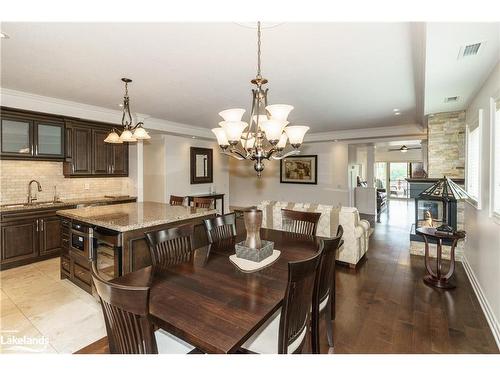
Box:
left=32, top=258, right=61, bottom=281
left=0, top=293, right=19, bottom=317
left=0, top=310, right=57, bottom=354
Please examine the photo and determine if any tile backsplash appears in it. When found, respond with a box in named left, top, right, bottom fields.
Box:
left=0, top=160, right=134, bottom=204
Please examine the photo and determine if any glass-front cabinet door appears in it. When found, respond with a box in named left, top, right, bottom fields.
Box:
left=1, top=117, right=33, bottom=156
left=34, top=122, right=64, bottom=158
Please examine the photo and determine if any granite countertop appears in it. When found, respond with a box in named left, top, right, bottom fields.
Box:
left=0, top=196, right=136, bottom=213
left=56, top=201, right=217, bottom=232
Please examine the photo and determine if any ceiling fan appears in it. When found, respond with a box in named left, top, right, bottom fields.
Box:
left=388, top=145, right=421, bottom=153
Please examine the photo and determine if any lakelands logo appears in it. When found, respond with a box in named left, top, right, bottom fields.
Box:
left=1, top=330, right=50, bottom=352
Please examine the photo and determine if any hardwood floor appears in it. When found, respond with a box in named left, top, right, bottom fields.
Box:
left=78, top=200, right=499, bottom=354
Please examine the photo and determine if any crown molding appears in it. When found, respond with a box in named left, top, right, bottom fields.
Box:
left=0, top=88, right=213, bottom=139
left=304, top=123, right=426, bottom=143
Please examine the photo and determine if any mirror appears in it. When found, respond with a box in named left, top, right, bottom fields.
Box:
left=190, top=147, right=213, bottom=184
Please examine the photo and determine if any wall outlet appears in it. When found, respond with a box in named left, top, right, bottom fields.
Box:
left=84, top=183, right=90, bottom=190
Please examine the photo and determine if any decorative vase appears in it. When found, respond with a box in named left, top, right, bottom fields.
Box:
left=244, top=208, right=262, bottom=249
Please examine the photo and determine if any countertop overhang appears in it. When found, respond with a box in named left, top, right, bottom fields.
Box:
left=56, top=202, right=217, bottom=232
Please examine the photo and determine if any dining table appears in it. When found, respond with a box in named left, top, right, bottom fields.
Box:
left=113, top=228, right=322, bottom=354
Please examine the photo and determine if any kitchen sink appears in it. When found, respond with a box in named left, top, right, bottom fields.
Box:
left=1, top=200, right=64, bottom=209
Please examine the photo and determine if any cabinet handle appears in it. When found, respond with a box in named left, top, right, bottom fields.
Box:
left=36, top=220, right=39, bottom=232
left=41, top=219, right=44, bottom=232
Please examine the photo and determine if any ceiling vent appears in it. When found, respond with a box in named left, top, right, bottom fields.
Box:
left=458, top=42, right=483, bottom=59
left=444, top=96, right=460, bottom=103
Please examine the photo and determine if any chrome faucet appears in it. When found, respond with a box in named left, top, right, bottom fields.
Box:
left=27, top=180, right=42, bottom=205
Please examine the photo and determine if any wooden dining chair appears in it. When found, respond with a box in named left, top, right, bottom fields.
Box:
left=169, top=195, right=185, bottom=206
left=203, top=213, right=237, bottom=244
left=192, top=197, right=213, bottom=209
left=144, top=224, right=195, bottom=268
left=240, top=249, right=322, bottom=354
left=90, top=262, right=196, bottom=354
left=311, top=225, right=343, bottom=353
left=281, top=209, right=321, bottom=236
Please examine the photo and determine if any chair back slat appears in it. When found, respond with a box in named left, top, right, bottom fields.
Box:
left=193, top=197, right=213, bottom=209
left=203, top=213, right=237, bottom=244
left=317, top=225, right=343, bottom=302
left=169, top=195, right=185, bottom=206
left=278, top=249, right=322, bottom=353
left=91, top=263, right=157, bottom=354
left=281, top=209, right=321, bottom=236
left=145, top=224, right=195, bottom=268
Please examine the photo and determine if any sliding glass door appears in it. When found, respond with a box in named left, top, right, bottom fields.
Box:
left=389, top=162, right=410, bottom=198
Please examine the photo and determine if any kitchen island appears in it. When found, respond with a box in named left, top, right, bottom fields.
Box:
left=56, top=202, right=216, bottom=293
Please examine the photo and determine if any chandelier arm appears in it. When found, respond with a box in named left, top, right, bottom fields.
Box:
left=221, top=149, right=246, bottom=160
left=271, top=149, right=301, bottom=160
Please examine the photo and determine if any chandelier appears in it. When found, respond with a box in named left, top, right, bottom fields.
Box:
left=104, top=78, right=151, bottom=143
left=212, top=22, right=309, bottom=177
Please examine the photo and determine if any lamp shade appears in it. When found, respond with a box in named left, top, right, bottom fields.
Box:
left=119, top=129, right=137, bottom=142
left=276, top=133, right=288, bottom=150
left=133, top=126, right=151, bottom=140
left=418, top=176, right=469, bottom=202
left=252, top=114, right=269, bottom=126
left=219, top=121, right=248, bottom=143
left=104, top=130, right=123, bottom=144
left=219, top=108, right=246, bottom=122
left=211, top=127, right=229, bottom=147
left=240, top=133, right=256, bottom=149
left=260, top=119, right=288, bottom=143
left=284, top=125, right=309, bottom=147
left=265, top=104, right=294, bottom=121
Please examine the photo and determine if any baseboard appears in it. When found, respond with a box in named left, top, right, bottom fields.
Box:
left=461, top=256, right=500, bottom=350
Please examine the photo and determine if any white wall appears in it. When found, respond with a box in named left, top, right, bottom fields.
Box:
left=463, top=61, right=500, bottom=347
left=164, top=135, right=229, bottom=214
left=143, top=137, right=167, bottom=203
left=375, top=148, right=423, bottom=162
left=228, top=142, right=349, bottom=207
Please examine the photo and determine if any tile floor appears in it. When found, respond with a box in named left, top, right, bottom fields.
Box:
left=0, top=258, right=105, bottom=354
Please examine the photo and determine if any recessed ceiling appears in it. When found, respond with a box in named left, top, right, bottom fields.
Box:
left=424, top=22, right=500, bottom=114
left=0, top=22, right=419, bottom=133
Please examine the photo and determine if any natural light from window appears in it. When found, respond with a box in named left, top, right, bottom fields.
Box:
left=466, top=119, right=481, bottom=203
left=493, top=101, right=500, bottom=216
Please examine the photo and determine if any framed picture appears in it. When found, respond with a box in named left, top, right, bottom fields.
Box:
left=190, top=147, right=213, bottom=184
left=280, top=155, right=317, bottom=184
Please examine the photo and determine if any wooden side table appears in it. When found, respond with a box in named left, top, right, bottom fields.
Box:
left=416, top=227, right=466, bottom=289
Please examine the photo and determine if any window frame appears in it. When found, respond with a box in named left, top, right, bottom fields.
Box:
left=465, top=109, right=482, bottom=209
left=490, top=97, right=500, bottom=219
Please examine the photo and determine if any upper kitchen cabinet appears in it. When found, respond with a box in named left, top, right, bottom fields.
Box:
left=0, top=108, right=64, bottom=160
left=63, top=119, right=129, bottom=177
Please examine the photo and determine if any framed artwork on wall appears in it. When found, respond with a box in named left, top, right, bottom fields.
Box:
left=190, top=147, right=213, bottom=184
left=280, top=155, right=318, bottom=184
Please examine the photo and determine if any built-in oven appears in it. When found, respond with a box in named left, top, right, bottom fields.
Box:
left=71, top=222, right=90, bottom=259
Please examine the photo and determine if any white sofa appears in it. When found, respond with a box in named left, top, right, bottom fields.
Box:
left=257, top=201, right=371, bottom=268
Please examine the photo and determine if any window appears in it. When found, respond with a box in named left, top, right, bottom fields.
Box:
left=493, top=99, right=500, bottom=217
left=466, top=110, right=482, bottom=206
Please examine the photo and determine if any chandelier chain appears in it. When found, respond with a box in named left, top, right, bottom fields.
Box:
left=256, top=21, right=262, bottom=80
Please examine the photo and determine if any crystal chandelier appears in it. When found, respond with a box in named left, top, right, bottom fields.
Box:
left=104, top=78, right=151, bottom=143
left=212, top=22, right=309, bottom=177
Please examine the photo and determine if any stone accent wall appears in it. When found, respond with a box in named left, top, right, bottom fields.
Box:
left=427, top=111, right=466, bottom=179
left=0, top=160, right=133, bottom=204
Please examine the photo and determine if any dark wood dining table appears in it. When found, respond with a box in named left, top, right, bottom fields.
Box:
left=114, top=228, right=321, bottom=354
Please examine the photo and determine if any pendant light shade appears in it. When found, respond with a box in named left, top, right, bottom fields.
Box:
left=133, top=126, right=151, bottom=140
left=266, top=104, right=294, bottom=121
left=119, top=129, right=137, bottom=142
left=240, top=133, right=256, bottom=150
left=104, top=129, right=123, bottom=144
left=284, top=126, right=309, bottom=147
left=219, top=109, right=246, bottom=122
left=276, top=133, right=288, bottom=150
left=260, top=119, right=288, bottom=143
left=212, top=127, right=229, bottom=148
left=219, top=121, right=248, bottom=144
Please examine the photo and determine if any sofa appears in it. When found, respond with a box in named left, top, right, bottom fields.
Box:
left=256, top=201, right=371, bottom=268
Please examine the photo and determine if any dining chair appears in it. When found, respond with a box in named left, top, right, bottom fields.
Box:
left=311, top=225, right=343, bottom=353
left=145, top=224, right=195, bottom=268
left=192, top=197, right=213, bottom=209
left=169, top=195, right=185, bottom=206
left=90, top=262, right=196, bottom=354
left=281, top=209, right=321, bottom=236
left=240, top=249, right=322, bottom=354
left=203, top=213, right=237, bottom=244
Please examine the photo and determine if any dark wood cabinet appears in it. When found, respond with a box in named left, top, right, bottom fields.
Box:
left=0, top=218, right=38, bottom=265
left=1, top=109, right=64, bottom=160
left=64, top=121, right=128, bottom=177
left=92, top=129, right=110, bottom=174
left=39, top=215, right=62, bottom=255
left=0, top=208, right=69, bottom=270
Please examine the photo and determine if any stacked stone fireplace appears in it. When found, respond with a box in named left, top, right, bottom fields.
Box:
left=409, top=111, right=466, bottom=260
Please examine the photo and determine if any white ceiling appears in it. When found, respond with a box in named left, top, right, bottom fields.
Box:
left=1, top=22, right=498, bottom=135
left=424, top=23, right=500, bottom=114
left=0, top=22, right=418, bottom=133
